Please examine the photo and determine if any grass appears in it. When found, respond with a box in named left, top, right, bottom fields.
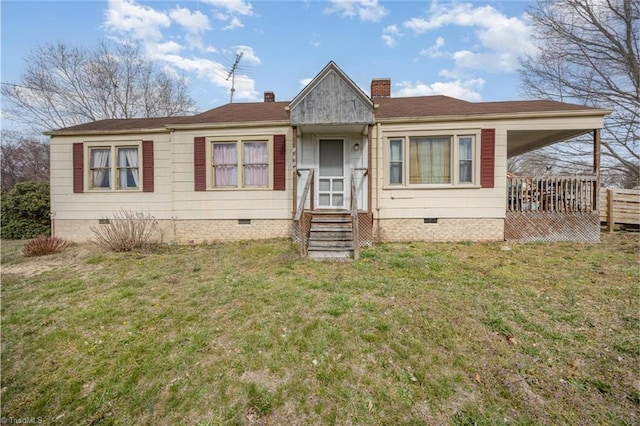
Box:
left=1, top=233, right=639, bottom=425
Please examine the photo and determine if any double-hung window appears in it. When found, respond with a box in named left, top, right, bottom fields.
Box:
left=88, top=143, right=140, bottom=190
left=387, top=132, right=478, bottom=187
left=458, top=136, right=473, bottom=184
left=212, top=143, right=238, bottom=187
left=210, top=139, right=269, bottom=189
left=389, top=139, right=403, bottom=185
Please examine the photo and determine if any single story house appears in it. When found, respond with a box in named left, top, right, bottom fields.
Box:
left=46, top=62, right=609, bottom=258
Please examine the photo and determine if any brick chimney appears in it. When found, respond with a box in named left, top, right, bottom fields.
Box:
left=264, top=91, right=275, bottom=102
left=371, top=78, right=391, bottom=98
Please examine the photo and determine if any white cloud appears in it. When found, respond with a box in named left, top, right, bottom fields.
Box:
left=402, top=1, right=535, bottom=72
left=206, top=0, right=252, bottom=30
left=234, top=45, right=261, bottom=65
left=103, top=0, right=259, bottom=102
left=223, top=16, right=243, bottom=30
left=203, top=0, right=254, bottom=16
left=325, top=0, right=387, bottom=22
left=104, top=0, right=170, bottom=42
left=420, top=36, right=445, bottom=57
left=148, top=41, right=183, bottom=56
left=299, top=78, right=313, bottom=87
left=159, top=54, right=259, bottom=101
left=382, top=25, right=401, bottom=47
left=170, top=7, right=210, bottom=34
left=394, top=78, right=485, bottom=102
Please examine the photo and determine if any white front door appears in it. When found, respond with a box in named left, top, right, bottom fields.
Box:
left=318, top=139, right=345, bottom=209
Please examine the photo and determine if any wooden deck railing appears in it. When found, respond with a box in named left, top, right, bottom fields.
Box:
left=350, top=168, right=369, bottom=260
left=350, top=172, right=360, bottom=261
left=295, top=169, right=314, bottom=256
left=507, top=176, right=598, bottom=213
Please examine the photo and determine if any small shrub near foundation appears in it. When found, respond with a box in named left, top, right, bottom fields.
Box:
left=91, top=210, right=158, bottom=252
left=22, top=236, right=69, bottom=257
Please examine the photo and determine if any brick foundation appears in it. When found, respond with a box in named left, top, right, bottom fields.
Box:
left=53, top=217, right=503, bottom=244
left=174, top=219, right=290, bottom=243
left=376, top=218, right=504, bottom=242
left=52, top=219, right=291, bottom=244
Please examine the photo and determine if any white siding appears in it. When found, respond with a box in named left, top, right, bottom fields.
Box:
left=372, top=121, right=507, bottom=220
left=50, top=132, right=174, bottom=220
left=170, top=126, right=293, bottom=220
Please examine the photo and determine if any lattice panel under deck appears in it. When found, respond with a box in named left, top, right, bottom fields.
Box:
left=505, top=212, right=600, bottom=242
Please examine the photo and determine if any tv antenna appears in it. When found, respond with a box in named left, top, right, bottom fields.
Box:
left=226, top=52, right=243, bottom=103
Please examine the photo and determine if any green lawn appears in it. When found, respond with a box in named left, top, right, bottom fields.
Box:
left=1, top=233, right=639, bottom=425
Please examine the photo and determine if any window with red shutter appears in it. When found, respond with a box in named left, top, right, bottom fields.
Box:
left=73, top=142, right=84, bottom=193
left=273, top=134, right=286, bottom=191
left=142, top=140, right=154, bottom=192
left=480, top=129, right=495, bottom=188
left=194, top=137, right=206, bottom=191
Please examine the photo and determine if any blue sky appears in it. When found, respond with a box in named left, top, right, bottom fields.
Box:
left=1, top=0, right=535, bottom=122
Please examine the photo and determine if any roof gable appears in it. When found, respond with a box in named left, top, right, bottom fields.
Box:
left=289, top=61, right=375, bottom=126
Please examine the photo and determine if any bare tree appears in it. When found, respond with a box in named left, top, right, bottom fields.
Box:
left=1, top=131, right=50, bottom=191
left=2, top=42, right=196, bottom=132
left=520, top=0, right=639, bottom=188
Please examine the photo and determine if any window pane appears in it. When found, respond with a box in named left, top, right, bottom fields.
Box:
left=389, top=139, right=403, bottom=185
left=409, top=137, right=451, bottom=184
left=91, top=148, right=111, bottom=188
left=118, top=147, right=139, bottom=188
left=319, top=179, right=330, bottom=191
left=390, top=163, right=403, bottom=184
left=213, top=143, right=237, bottom=187
left=319, top=194, right=330, bottom=206
left=319, top=139, right=343, bottom=176
left=243, top=142, right=268, bottom=187
left=390, top=139, right=403, bottom=161
left=459, top=137, right=473, bottom=183
left=459, top=137, right=472, bottom=160
left=333, top=179, right=343, bottom=192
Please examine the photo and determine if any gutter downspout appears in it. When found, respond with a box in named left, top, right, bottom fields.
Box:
left=170, top=129, right=177, bottom=243
left=375, top=122, right=381, bottom=241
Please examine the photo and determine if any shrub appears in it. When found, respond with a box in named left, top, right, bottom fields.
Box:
left=90, top=209, right=159, bottom=252
left=0, top=181, right=50, bottom=239
left=22, top=236, right=69, bottom=257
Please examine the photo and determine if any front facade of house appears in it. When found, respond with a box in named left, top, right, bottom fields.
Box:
left=47, top=62, right=608, bottom=251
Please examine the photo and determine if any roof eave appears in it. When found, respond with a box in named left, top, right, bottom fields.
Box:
left=376, top=108, right=612, bottom=124
left=167, top=120, right=291, bottom=130
left=45, top=127, right=171, bottom=137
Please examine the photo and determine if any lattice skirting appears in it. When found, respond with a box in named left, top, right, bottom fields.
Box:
left=291, top=212, right=373, bottom=247
left=357, top=212, right=374, bottom=247
left=291, top=212, right=313, bottom=244
left=505, top=212, right=600, bottom=242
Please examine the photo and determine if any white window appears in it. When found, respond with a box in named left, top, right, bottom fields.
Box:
left=210, top=139, right=270, bottom=189
left=389, top=138, right=403, bottom=185
left=212, top=142, right=238, bottom=187
left=88, top=143, right=140, bottom=190
left=386, top=132, right=478, bottom=187
left=458, top=136, right=474, bottom=184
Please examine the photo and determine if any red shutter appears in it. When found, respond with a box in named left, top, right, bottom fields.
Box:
left=194, top=136, right=206, bottom=191
left=273, top=134, right=286, bottom=191
left=142, top=140, right=154, bottom=192
left=72, top=142, right=84, bottom=193
left=480, top=129, right=495, bottom=188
